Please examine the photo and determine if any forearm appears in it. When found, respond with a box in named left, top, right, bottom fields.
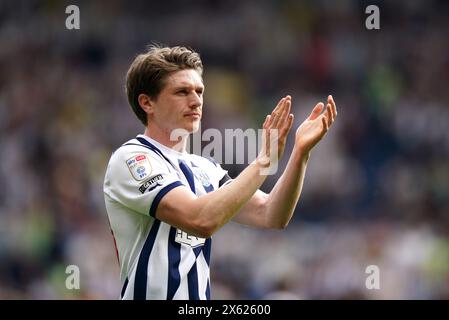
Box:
left=191, top=160, right=268, bottom=235
left=264, top=147, right=310, bottom=228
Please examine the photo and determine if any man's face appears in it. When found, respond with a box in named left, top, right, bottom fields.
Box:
left=150, top=69, right=204, bottom=135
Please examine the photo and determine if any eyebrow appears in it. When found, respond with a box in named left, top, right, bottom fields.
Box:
left=173, top=84, right=204, bottom=90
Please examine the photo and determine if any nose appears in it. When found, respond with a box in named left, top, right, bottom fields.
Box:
left=189, top=92, right=202, bottom=109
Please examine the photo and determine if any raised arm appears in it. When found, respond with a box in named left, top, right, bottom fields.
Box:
left=233, top=95, right=338, bottom=229
left=155, top=96, right=294, bottom=238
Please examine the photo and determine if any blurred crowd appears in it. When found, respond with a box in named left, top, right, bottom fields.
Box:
left=0, top=0, right=448, bottom=299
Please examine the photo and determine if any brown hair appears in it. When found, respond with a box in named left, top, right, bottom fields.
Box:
left=125, top=44, right=203, bottom=125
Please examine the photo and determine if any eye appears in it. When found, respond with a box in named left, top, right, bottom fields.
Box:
left=196, top=89, right=203, bottom=96
left=177, top=89, right=188, bottom=95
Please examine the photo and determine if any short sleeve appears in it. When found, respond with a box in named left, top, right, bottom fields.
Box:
left=104, top=146, right=184, bottom=217
left=218, top=171, right=233, bottom=188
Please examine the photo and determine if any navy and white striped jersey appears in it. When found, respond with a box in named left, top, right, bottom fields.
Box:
left=103, top=134, right=231, bottom=300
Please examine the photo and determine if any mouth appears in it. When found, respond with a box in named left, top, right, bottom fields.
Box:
left=184, top=113, right=201, bottom=119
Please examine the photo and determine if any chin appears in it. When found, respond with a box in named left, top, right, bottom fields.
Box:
left=177, top=116, right=201, bottom=134
left=185, top=119, right=201, bottom=133
left=191, top=122, right=200, bottom=133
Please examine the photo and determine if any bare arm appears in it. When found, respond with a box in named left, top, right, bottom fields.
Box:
left=233, top=95, right=338, bottom=229
left=155, top=96, right=293, bottom=238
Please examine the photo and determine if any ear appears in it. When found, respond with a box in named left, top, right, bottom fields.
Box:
left=138, top=93, right=154, bottom=115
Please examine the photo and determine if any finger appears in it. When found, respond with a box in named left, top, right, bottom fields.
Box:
left=288, top=113, right=294, bottom=129
left=328, top=95, right=337, bottom=119
left=308, top=102, right=324, bottom=121
left=277, top=96, right=291, bottom=128
left=282, top=113, right=294, bottom=136
left=326, top=103, right=333, bottom=125
left=266, top=114, right=274, bottom=129
left=271, top=98, right=286, bottom=128
left=328, top=95, right=337, bottom=118
left=262, top=115, right=270, bottom=129
left=271, top=97, right=285, bottom=118
left=268, top=98, right=283, bottom=129
left=322, top=116, right=329, bottom=132
left=261, top=116, right=271, bottom=160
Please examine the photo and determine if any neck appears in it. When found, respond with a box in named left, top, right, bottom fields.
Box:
left=144, top=125, right=189, bottom=153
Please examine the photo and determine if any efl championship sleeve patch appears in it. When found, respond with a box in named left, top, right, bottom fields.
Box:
left=126, top=154, right=152, bottom=181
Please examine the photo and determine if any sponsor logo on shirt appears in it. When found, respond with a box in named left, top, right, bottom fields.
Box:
left=126, top=154, right=152, bottom=181
left=175, top=229, right=206, bottom=248
left=138, top=174, right=164, bottom=194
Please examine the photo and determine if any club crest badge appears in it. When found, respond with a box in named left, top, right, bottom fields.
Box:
left=191, top=167, right=211, bottom=188
left=126, top=154, right=152, bottom=181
